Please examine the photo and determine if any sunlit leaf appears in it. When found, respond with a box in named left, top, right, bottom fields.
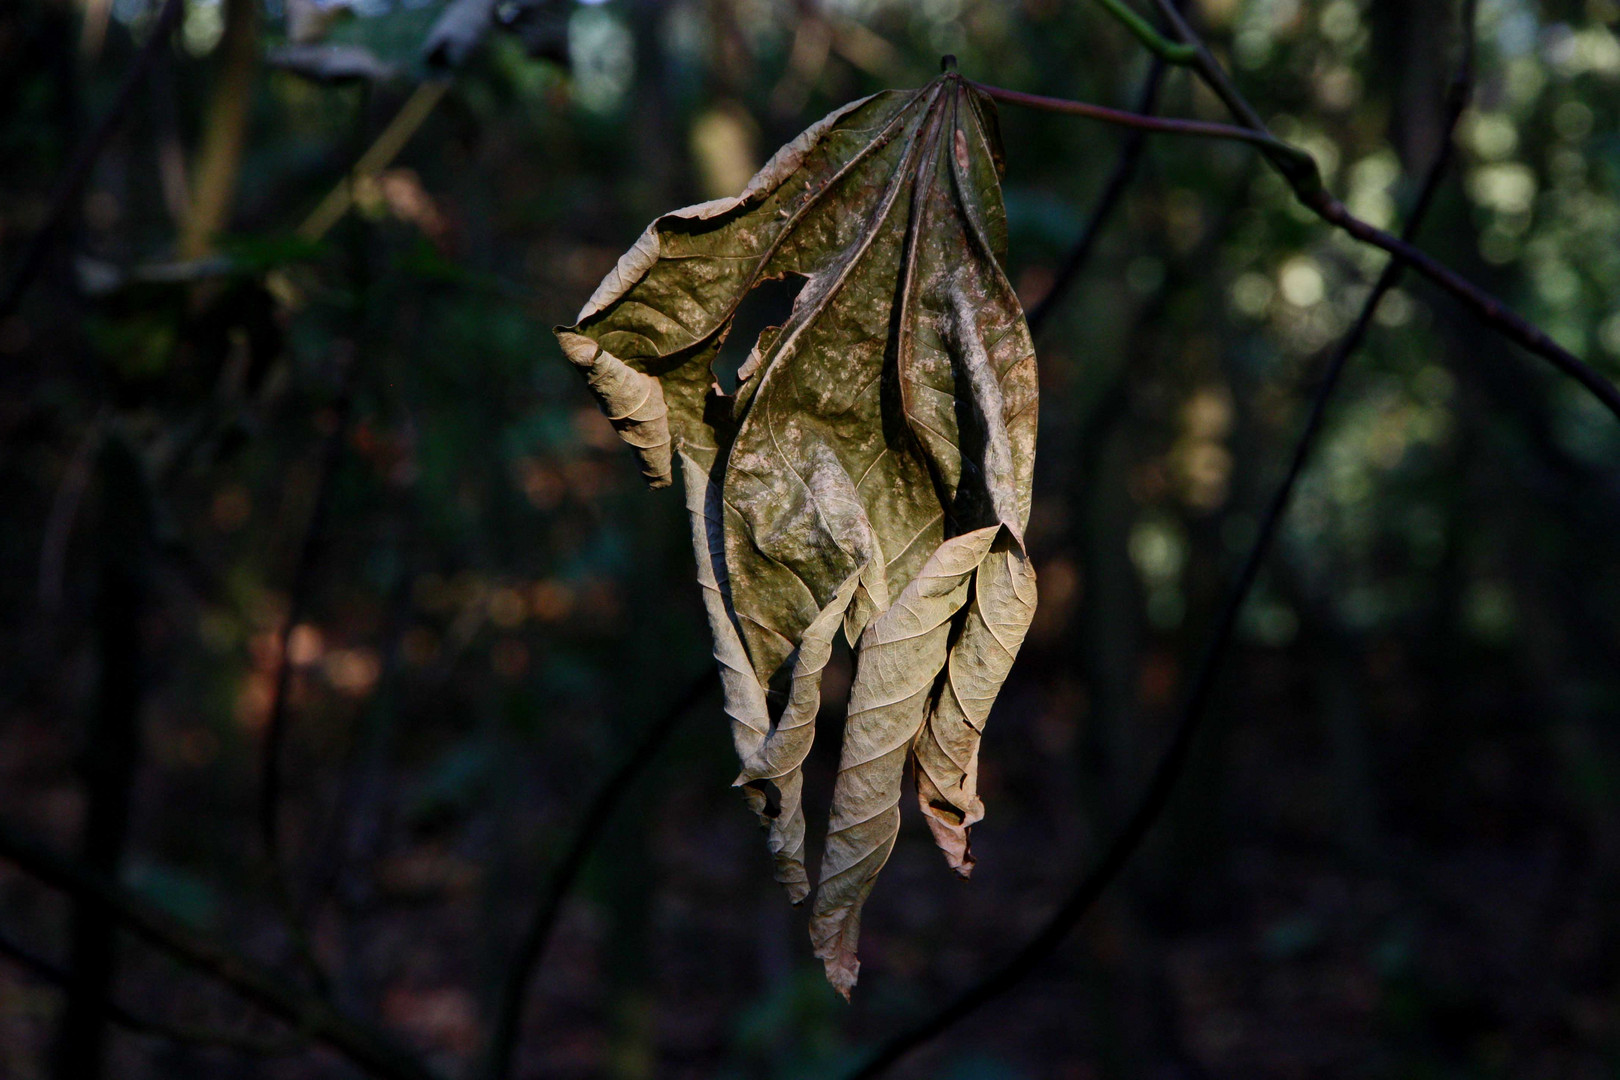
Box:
left=555, top=67, right=1038, bottom=996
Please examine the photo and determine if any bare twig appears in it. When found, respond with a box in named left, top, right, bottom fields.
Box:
left=256, top=353, right=355, bottom=995
left=0, top=819, right=442, bottom=1080
left=1025, top=60, right=1166, bottom=337
left=296, top=80, right=451, bottom=242
left=0, top=925, right=304, bottom=1056
left=847, top=9, right=1478, bottom=1077
left=38, top=412, right=106, bottom=615
left=480, top=669, right=717, bottom=1080
left=0, top=0, right=185, bottom=321
left=1136, top=0, right=1620, bottom=423
left=971, top=80, right=1317, bottom=173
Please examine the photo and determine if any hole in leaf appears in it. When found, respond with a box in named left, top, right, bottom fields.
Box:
left=713, top=273, right=806, bottom=394
left=746, top=778, right=784, bottom=819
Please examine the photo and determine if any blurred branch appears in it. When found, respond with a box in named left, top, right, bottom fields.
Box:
left=0, top=0, right=184, bottom=321
left=179, top=0, right=260, bottom=259
left=52, top=434, right=153, bottom=1080
left=480, top=669, right=717, bottom=1080
left=256, top=348, right=353, bottom=995
left=1092, top=0, right=1197, bottom=63
left=1140, top=0, right=1620, bottom=423
left=1024, top=59, right=1165, bottom=337
left=37, top=412, right=106, bottom=615
left=0, top=819, right=442, bottom=1080
left=297, top=80, right=451, bottom=242
left=848, top=7, right=1478, bottom=1076
left=0, top=925, right=304, bottom=1056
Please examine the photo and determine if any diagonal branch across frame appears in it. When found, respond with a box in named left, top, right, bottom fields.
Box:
left=845, top=3, right=1482, bottom=1075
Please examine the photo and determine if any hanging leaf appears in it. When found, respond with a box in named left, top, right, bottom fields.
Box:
left=554, top=65, right=1038, bottom=997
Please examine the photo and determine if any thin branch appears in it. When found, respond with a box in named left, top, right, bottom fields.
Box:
left=1092, top=0, right=1197, bottom=63
left=296, top=80, right=451, bottom=242
left=0, top=0, right=185, bottom=321
left=256, top=349, right=355, bottom=996
left=1025, top=59, right=1166, bottom=337
left=480, top=669, right=717, bottom=1080
left=847, top=9, right=1479, bottom=1077
left=0, top=818, right=442, bottom=1080
left=1139, top=0, right=1620, bottom=423
left=971, top=81, right=1316, bottom=174
left=0, top=925, right=304, bottom=1056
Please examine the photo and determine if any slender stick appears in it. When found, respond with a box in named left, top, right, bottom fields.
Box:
left=1134, top=0, right=1620, bottom=423
left=1025, top=59, right=1166, bottom=337
left=846, top=10, right=1478, bottom=1078
left=971, top=81, right=1316, bottom=176
left=480, top=670, right=717, bottom=1080
left=1092, top=0, right=1197, bottom=63
left=296, top=80, right=451, bottom=242
left=0, top=0, right=185, bottom=321
left=0, top=819, right=442, bottom=1080
left=259, top=88, right=376, bottom=993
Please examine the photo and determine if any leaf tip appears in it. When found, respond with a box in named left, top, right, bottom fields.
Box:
left=821, top=952, right=859, bottom=1000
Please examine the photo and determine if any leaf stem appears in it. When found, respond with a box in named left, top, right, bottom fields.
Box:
left=965, top=80, right=1308, bottom=166
left=969, top=81, right=1324, bottom=194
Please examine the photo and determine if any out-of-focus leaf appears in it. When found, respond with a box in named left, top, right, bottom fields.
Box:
left=554, top=70, right=1038, bottom=996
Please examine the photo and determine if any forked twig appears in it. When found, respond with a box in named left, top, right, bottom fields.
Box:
left=1137, top=0, right=1620, bottom=422
left=978, top=6, right=1620, bottom=424
left=846, top=6, right=1479, bottom=1076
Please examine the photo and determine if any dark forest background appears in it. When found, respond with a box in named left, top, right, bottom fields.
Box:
left=3, top=0, right=1620, bottom=1077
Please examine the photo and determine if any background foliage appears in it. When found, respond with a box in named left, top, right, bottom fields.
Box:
left=2, top=0, right=1620, bottom=1076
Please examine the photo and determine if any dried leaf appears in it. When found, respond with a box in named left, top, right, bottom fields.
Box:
left=555, top=68, right=1037, bottom=996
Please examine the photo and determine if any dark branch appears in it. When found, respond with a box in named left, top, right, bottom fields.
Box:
left=845, top=7, right=1479, bottom=1076
left=256, top=351, right=355, bottom=996
left=0, top=0, right=186, bottom=321
left=972, top=80, right=1315, bottom=172
left=0, top=818, right=442, bottom=1080
left=0, top=924, right=303, bottom=1056
left=1139, top=0, right=1620, bottom=424
left=480, top=669, right=717, bottom=1080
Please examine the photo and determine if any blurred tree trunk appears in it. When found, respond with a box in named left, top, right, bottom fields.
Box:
left=51, top=434, right=152, bottom=1080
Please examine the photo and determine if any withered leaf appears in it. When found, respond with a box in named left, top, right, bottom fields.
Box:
left=555, top=69, right=1037, bottom=997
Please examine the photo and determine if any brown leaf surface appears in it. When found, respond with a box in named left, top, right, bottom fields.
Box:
left=555, top=69, right=1037, bottom=995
